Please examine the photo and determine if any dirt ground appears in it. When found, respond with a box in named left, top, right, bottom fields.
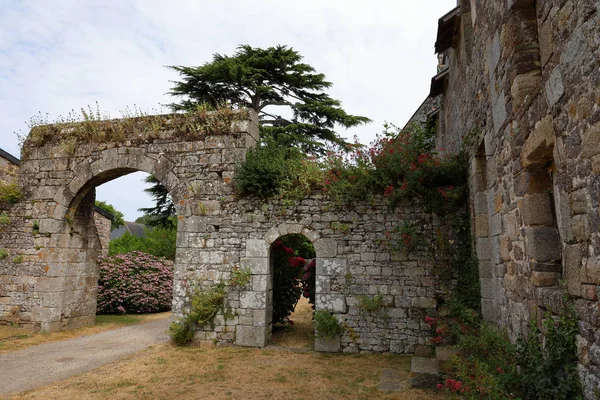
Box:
left=0, top=312, right=169, bottom=354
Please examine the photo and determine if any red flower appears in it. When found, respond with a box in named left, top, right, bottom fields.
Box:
left=283, top=246, right=294, bottom=255
left=424, top=316, right=437, bottom=325
left=430, top=336, right=444, bottom=344
left=384, top=185, right=394, bottom=197
left=410, top=162, right=417, bottom=171
left=496, top=367, right=504, bottom=374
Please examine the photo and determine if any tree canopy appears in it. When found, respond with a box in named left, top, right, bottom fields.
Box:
left=138, top=175, right=176, bottom=230
left=167, top=44, right=370, bottom=153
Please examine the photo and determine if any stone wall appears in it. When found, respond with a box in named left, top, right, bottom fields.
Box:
left=183, top=195, right=455, bottom=353
left=430, top=0, right=600, bottom=396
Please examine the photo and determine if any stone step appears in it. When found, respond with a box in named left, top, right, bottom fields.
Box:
left=408, top=356, right=440, bottom=389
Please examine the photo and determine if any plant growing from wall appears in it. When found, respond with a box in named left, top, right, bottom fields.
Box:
left=0, top=213, right=10, bottom=225
left=357, top=294, right=385, bottom=313
left=95, top=200, right=125, bottom=229
left=314, top=310, right=343, bottom=339
left=0, top=249, right=8, bottom=260
left=229, top=266, right=252, bottom=288
left=22, top=103, right=249, bottom=151
left=169, top=283, right=226, bottom=345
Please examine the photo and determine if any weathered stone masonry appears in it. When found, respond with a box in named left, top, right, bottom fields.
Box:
left=427, top=0, right=600, bottom=396
left=0, top=110, right=454, bottom=354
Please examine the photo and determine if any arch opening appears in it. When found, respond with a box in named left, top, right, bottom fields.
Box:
left=46, top=169, right=180, bottom=331
left=267, top=234, right=316, bottom=349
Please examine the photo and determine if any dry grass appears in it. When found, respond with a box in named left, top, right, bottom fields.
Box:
left=10, top=344, right=442, bottom=400
left=0, top=312, right=169, bottom=354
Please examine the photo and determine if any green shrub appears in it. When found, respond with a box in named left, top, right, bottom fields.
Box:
left=516, top=306, right=582, bottom=399
left=314, top=310, right=343, bottom=339
left=0, top=213, right=10, bottom=225
left=0, top=181, right=23, bottom=204
left=0, top=249, right=8, bottom=260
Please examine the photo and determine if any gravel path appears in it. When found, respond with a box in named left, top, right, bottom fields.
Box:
left=0, top=318, right=170, bottom=396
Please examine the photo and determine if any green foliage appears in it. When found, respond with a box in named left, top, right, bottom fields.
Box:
left=431, top=301, right=582, bottom=399
left=138, top=175, right=175, bottom=229
left=108, top=225, right=176, bottom=261
left=516, top=304, right=582, bottom=400
left=0, top=181, right=23, bottom=205
left=32, top=221, right=39, bottom=235
left=314, top=310, right=343, bottom=339
left=95, top=200, right=125, bottom=229
left=230, top=266, right=252, bottom=288
left=169, top=283, right=226, bottom=345
left=357, top=294, right=385, bottom=313
left=0, top=213, right=10, bottom=225
left=168, top=44, right=370, bottom=154
left=0, top=249, right=8, bottom=260
left=12, top=255, right=23, bottom=263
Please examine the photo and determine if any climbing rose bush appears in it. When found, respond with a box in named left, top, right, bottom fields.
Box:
left=97, top=251, right=173, bottom=314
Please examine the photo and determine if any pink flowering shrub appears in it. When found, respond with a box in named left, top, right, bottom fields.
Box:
left=97, top=251, right=174, bottom=314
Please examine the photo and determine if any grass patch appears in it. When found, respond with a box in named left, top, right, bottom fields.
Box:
left=12, top=344, right=444, bottom=400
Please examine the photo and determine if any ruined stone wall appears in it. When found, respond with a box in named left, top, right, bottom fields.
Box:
left=434, top=0, right=600, bottom=396
left=183, top=195, right=454, bottom=353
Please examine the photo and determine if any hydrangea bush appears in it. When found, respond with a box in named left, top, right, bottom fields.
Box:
left=97, top=251, right=174, bottom=314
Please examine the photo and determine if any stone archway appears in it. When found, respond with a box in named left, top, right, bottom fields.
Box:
left=0, top=110, right=259, bottom=332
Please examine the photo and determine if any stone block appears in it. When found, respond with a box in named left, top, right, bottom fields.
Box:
left=521, top=116, right=555, bottom=169
left=570, top=190, right=588, bottom=215
left=523, top=193, right=554, bottom=226
left=475, top=214, right=489, bottom=237
left=492, top=92, right=507, bottom=135
left=235, top=325, right=266, bottom=347
left=582, top=257, right=600, bottom=285
left=511, top=71, right=541, bottom=111
left=592, top=155, right=600, bottom=175
left=412, top=297, right=437, bottom=309
left=239, top=291, right=266, bottom=309
left=531, top=271, right=559, bottom=287
left=525, top=226, right=561, bottom=261
left=316, top=259, right=347, bottom=276
left=476, top=238, right=491, bottom=260
left=572, top=215, right=590, bottom=242
left=316, top=295, right=346, bottom=313
left=545, top=67, right=564, bottom=108
left=564, top=244, right=582, bottom=296
left=314, top=239, right=337, bottom=258
left=245, top=239, right=268, bottom=258
left=487, top=33, right=501, bottom=79
left=409, top=357, right=440, bottom=388
left=240, top=257, right=269, bottom=275
left=480, top=278, right=493, bottom=299
left=479, top=260, right=492, bottom=279
left=474, top=192, right=488, bottom=214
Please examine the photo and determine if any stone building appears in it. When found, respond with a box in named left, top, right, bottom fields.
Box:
left=421, top=0, right=600, bottom=396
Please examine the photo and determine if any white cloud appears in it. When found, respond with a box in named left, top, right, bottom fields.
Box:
left=0, top=0, right=454, bottom=219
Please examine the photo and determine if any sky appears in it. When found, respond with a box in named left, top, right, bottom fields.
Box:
left=0, top=0, right=455, bottom=220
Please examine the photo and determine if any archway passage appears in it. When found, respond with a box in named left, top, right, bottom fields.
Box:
left=268, top=234, right=316, bottom=349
